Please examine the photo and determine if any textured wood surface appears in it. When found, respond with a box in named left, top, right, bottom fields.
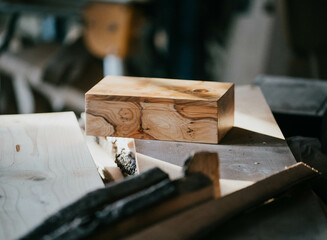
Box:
left=85, top=76, right=234, bottom=143
left=0, top=112, right=103, bottom=240
left=135, top=86, right=295, bottom=184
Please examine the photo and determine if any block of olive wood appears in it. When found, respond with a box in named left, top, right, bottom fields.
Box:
left=86, top=76, right=234, bottom=143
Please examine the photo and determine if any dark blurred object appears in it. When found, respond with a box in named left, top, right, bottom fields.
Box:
left=127, top=0, right=251, bottom=80
left=287, top=136, right=327, bottom=203
left=162, top=0, right=251, bottom=80
left=43, top=38, right=98, bottom=86
left=255, top=75, right=327, bottom=153
left=206, top=186, right=326, bottom=240
left=82, top=2, right=144, bottom=59
left=1, top=0, right=251, bottom=81
left=0, top=39, right=102, bottom=114
left=0, top=0, right=85, bottom=16
left=0, top=13, right=19, bottom=53
left=0, top=73, right=17, bottom=113
left=278, top=0, right=327, bottom=79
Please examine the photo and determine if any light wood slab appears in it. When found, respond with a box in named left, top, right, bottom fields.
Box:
left=0, top=112, right=104, bottom=240
left=85, top=76, right=234, bottom=143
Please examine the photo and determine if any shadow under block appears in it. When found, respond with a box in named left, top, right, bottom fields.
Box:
left=85, top=76, right=234, bottom=143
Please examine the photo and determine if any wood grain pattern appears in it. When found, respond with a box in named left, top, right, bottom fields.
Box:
left=86, top=76, right=234, bottom=143
left=0, top=112, right=103, bottom=240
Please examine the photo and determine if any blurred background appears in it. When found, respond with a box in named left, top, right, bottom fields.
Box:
left=0, top=0, right=327, bottom=150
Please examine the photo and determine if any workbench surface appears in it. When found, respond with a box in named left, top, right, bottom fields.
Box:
left=135, top=85, right=296, bottom=195
left=131, top=85, right=327, bottom=239
left=1, top=86, right=326, bottom=240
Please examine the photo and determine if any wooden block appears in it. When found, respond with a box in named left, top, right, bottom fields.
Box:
left=0, top=112, right=104, bottom=240
left=85, top=76, right=234, bottom=144
left=184, top=152, right=221, bottom=198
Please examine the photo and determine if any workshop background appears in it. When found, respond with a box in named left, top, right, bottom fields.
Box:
left=0, top=0, right=327, bottom=151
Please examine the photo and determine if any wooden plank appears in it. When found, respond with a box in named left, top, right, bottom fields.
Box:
left=184, top=152, right=220, bottom=198
left=20, top=168, right=170, bottom=240
left=0, top=112, right=104, bottom=240
left=126, top=163, right=319, bottom=240
left=135, top=86, right=295, bottom=184
left=85, top=76, right=234, bottom=144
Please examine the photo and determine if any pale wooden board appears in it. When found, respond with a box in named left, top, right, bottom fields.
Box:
left=135, top=85, right=296, bottom=184
left=0, top=112, right=104, bottom=240
left=85, top=76, right=234, bottom=143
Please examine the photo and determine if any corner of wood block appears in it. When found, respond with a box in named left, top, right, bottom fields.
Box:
left=217, top=84, right=234, bottom=142
left=85, top=109, right=115, bottom=137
